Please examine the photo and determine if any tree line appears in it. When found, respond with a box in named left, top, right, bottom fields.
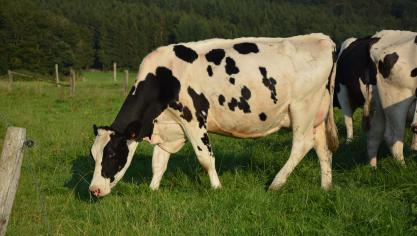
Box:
left=0, top=0, right=416, bottom=75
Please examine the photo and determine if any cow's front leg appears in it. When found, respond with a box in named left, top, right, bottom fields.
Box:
left=185, top=127, right=221, bottom=189
left=149, top=145, right=171, bottom=190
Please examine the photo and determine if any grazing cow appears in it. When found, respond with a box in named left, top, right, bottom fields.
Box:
left=365, top=30, right=417, bottom=167
left=89, top=33, right=338, bottom=197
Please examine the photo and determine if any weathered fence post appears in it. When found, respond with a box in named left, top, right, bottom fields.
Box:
left=113, top=62, right=117, bottom=82
left=55, top=64, right=60, bottom=87
left=70, top=69, right=75, bottom=96
left=124, top=69, right=129, bottom=95
left=0, top=127, right=26, bottom=236
left=7, top=70, right=12, bottom=92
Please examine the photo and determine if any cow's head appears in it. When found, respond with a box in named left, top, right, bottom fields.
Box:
left=89, top=124, right=139, bottom=197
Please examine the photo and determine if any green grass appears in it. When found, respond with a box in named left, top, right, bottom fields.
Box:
left=1, top=72, right=417, bottom=235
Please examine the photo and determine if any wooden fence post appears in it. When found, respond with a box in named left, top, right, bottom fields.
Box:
left=7, top=70, right=12, bottom=92
left=124, top=70, right=129, bottom=95
left=55, top=64, right=60, bottom=87
left=70, top=69, right=75, bottom=96
left=113, top=62, right=117, bottom=82
left=0, top=127, right=26, bottom=236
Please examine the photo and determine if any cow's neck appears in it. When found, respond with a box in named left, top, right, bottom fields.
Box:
left=110, top=67, right=181, bottom=139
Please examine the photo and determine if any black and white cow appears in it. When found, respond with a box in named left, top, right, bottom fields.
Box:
left=365, top=30, right=417, bottom=167
left=89, top=34, right=339, bottom=197
left=335, top=37, right=379, bottom=141
left=336, top=36, right=417, bottom=148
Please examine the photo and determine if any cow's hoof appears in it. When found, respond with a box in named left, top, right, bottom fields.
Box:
left=211, top=184, right=222, bottom=190
left=268, top=182, right=284, bottom=191
left=369, top=158, right=377, bottom=169
left=346, top=138, right=353, bottom=143
left=398, top=160, right=406, bottom=167
left=321, top=183, right=332, bottom=191
left=149, top=184, right=159, bottom=191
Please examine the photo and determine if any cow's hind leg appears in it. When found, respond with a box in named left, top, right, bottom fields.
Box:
left=367, top=90, right=385, bottom=168
left=149, top=145, right=171, bottom=190
left=269, top=101, right=316, bottom=191
left=337, top=85, right=354, bottom=142
left=184, top=125, right=221, bottom=189
left=384, top=100, right=412, bottom=166
left=313, top=122, right=332, bottom=190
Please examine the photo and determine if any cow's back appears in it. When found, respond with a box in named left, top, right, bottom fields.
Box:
left=170, top=34, right=335, bottom=137
left=371, top=30, right=417, bottom=93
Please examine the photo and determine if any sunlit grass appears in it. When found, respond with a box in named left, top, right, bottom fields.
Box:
left=1, top=72, right=417, bottom=235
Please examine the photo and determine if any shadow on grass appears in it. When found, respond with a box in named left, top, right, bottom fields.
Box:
left=65, top=128, right=402, bottom=201
left=64, top=135, right=295, bottom=201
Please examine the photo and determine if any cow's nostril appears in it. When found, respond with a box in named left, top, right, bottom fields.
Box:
left=89, top=187, right=101, bottom=197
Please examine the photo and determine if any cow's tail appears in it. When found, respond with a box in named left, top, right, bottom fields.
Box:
left=325, top=51, right=339, bottom=152
left=362, top=84, right=372, bottom=132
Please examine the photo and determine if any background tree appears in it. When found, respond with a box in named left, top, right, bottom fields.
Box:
left=0, top=0, right=416, bottom=74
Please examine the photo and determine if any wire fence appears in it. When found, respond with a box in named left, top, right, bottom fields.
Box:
left=0, top=112, right=52, bottom=235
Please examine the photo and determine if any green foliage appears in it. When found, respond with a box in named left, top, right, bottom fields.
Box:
left=2, top=73, right=417, bottom=234
left=0, top=0, right=417, bottom=74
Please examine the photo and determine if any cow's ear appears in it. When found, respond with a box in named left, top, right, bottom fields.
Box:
left=125, top=121, right=141, bottom=140
left=93, top=124, right=98, bottom=136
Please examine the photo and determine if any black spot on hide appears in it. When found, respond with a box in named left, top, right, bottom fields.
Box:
left=225, top=57, right=239, bottom=75
left=259, top=67, right=277, bottom=104
left=259, top=113, right=267, bottom=121
left=218, top=95, right=225, bottom=106
left=207, top=65, right=213, bottom=77
left=201, top=133, right=212, bottom=153
left=378, top=52, right=399, bottom=79
left=410, top=68, right=417, bottom=77
left=205, top=49, right=225, bottom=65
left=173, top=45, right=198, bottom=63
left=233, top=42, right=259, bottom=54
left=169, top=102, right=193, bottom=122
left=227, top=86, right=251, bottom=113
left=188, top=87, right=210, bottom=129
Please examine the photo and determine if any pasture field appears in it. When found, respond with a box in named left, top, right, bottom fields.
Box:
left=1, top=72, right=417, bottom=235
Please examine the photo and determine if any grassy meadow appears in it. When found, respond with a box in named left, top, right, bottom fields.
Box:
left=1, top=72, right=417, bottom=235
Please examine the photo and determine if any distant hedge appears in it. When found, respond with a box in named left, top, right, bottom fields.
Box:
left=1, top=0, right=416, bottom=74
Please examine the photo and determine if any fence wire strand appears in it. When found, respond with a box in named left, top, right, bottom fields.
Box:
left=0, top=111, right=52, bottom=235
